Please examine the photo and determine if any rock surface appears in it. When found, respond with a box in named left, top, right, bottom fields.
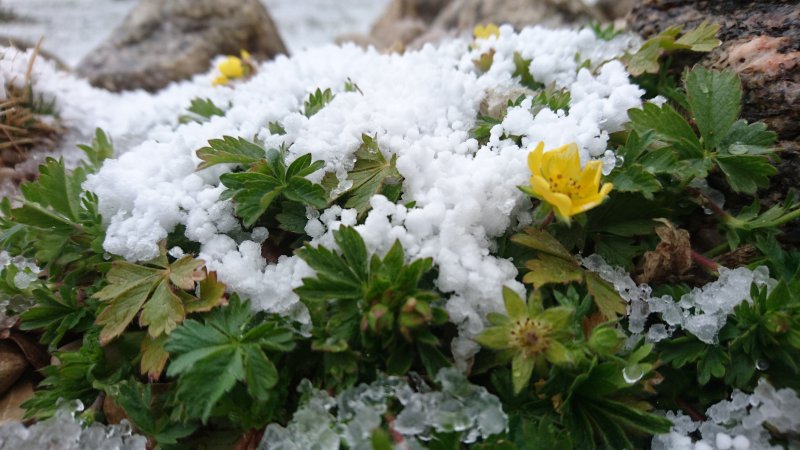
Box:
left=0, top=341, right=26, bottom=396
left=628, top=0, right=800, bottom=242
left=76, top=0, right=287, bottom=92
left=628, top=0, right=799, bottom=142
left=339, top=0, right=636, bottom=50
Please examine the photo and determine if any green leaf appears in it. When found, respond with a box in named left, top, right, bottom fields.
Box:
left=304, top=88, right=335, bottom=117
left=77, top=128, right=114, bottom=170
left=166, top=296, right=295, bottom=422
left=511, top=227, right=574, bottom=261
left=522, top=254, right=584, bottom=289
left=674, top=21, right=721, bottom=52
left=196, top=136, right=266, bottom=170
left=716, top=154, right=776, bottom=194
left=139, top=279, right=185, bottom=337
left=511, top=352, right=535, bottom=394
left=585, top=273, right=627, bottom=320
left=140, top=333, right=169, bottom=380
left=476, top=326, right=511, bottom=350
left=609, top=164, right=661, bottom=199
left=685, top=67, right=741, bottom=150
left=19, top=158, right=85, bottom=222
left=698, top=346, right=728, bottom=385
left=512, top=52, right=543, bottom=90
left=110, top=381, right=198, bottom=445
left=628, top=103, right=702, bottom=158
left=332, top=135, right=403, bottom=218
left=94, top=253, right=220, bottom=345
left=186, top=97, right=225, bottom=120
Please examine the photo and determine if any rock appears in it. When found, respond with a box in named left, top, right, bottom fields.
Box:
left=0, top=380, right=34, bottom=424
left=628, top=0, right=800, bottom=142
left=628, top=0, right=800, bottom=244
left=76, top=0, right=287, bottom=92
left=0, top=341, right=27, bottom=396
left=341, top=0, right=608, bottom=50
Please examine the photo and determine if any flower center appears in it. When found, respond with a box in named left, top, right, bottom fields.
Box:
left=510, top=318, right=551, bottom=357
left=547, top=173, right=582, bottom=199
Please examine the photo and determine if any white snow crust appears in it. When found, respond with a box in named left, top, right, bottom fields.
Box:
left=1, top=26, right=644, bottom=364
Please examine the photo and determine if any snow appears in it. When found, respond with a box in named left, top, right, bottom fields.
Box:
left=260, top=368, right=507, bottom=449
left=2, top=26, right=644, bottom=364
left=581, top=254, right=775, bottom=344
left=652, top=379, right=800, bottom=450
left=0, top=400, right=146, bottom=450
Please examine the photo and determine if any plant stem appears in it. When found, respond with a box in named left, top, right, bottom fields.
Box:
left=540, top=211, right=555, bottom=229
left=705, top=242, right=730, bottom=258
left=691, top=249, right=719, bottom=275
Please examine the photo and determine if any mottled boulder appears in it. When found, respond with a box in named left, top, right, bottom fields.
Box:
left=340, top=0, right=633, bottom=50
left=629, top=0, right=800, bottom=242
left=77, top=0, right=287, bottom=92
left=628, top=0, right=800, bottom=142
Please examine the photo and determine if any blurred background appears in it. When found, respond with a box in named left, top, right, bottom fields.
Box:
left=0, top=0, right=390, bottom=66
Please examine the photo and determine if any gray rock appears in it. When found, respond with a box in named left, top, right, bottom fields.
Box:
left=339, top=0, right=617, bottom=51
left=76, top=0, right=287, bottom=92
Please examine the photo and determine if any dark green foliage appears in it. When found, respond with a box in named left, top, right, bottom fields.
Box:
left=323, top=134, right=403, bottom=219
left=165, top=296, right=296, bottom=423
left=296, top=226, right=449, bottom=387
left=203, top=139, right=326, bottom=228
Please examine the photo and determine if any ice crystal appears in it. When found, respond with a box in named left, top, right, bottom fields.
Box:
left=0, top=400, right=146, bottom=450
left=652, top=379, right=799, bottom=450
left=580, top=254, right=774, bottom=344
left=259, top=368, right=507, bottom=450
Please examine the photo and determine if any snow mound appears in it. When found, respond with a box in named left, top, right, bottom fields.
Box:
left=2, top=25, right=644, bottom=364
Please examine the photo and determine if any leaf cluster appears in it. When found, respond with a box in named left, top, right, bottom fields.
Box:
left=197, top=137, right=327, bottom=231
left=323, top=134, right=403, bottom=219
left=295, top=226, right=450, bottom=388
left=627, top=21, right=721, bottom=76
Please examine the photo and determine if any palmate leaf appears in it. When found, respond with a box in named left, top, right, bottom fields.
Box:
left=716, top=154, right=776, bottom=194
left=685, top=67, right=741, bottom=150
left=196, top=135, right=266, bottom=170
left=609, top=164, right=661, bottom=200
left=20, top=287, right=94, bottom=349
left=325, top=134, right=404, bottom=218
left=220, top=147, right=326, bottom=227
left=93, top=250, right=226, bottom=379
left=110, top=380, right=198, bottom=446
left=165, top=296, right=295, bottom=422
left=304, top=87, right=335, bottom=117
left=512, top=228, right=626, bottom=320
left=627, top=103, right=702, bottom=158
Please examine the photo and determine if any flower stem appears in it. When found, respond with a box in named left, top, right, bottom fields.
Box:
left=691, top=249, right=720, bottom=275
left=540, top=211, right=555, bottom=229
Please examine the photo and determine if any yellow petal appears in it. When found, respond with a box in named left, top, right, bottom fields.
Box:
left=240, top=50, right=251, bottom=60
left=571, top=183, right=612, bottom=214
left=527, top=142, right=545, bottom=175
left=473, top=23, right=500, bottom=39
left=541, top=190, right=574, bottom=219
left=577, top=160, right=603, bottom=197
left=218, top=56, right=244, bottom=78
left=530, top=174, right=551, bottom=198
left=212, top=75, right=229, bottom=86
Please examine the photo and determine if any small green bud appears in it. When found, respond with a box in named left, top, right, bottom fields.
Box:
left=588, top=326, right=622, bottom=355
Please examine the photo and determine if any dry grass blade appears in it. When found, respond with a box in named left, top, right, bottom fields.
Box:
left=0, top=39, right=61, bottom=166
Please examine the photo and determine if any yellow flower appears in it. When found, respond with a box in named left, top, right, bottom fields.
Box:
left=213, top=50, right=253, bottom=86
left=526, top=142, right=613, bottom=221
left=473, top=23, right=500, bottom=40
